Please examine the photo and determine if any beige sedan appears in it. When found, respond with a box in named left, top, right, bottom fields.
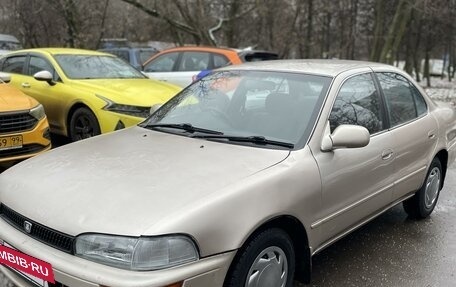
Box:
left=0, top=60, right=455, bottom=287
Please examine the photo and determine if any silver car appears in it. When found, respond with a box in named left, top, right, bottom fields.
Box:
left=0, top=60, right=455, bottom=287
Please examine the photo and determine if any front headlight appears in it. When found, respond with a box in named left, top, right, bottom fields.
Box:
left=75, top=234, right=199, bottom=270
left=29, top=104, right=45, bottom=120
left=97, top=95, right=150, bottom=118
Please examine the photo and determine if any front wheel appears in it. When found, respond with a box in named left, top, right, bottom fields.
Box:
left=224, top=228, right=295, bottom=287
left=69, top=107, right=101, bottom=142
left=403, top=157, right=443, bottom=219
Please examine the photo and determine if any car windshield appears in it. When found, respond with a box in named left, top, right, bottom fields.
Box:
left=142, top=70, right=332, bottom=148
left=54, top=54, right=145, bottom=79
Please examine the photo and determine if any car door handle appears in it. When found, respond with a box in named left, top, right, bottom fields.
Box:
left=428, top=130, right=436, bottom=139
left=21, top=82, right=31, bottom=88
left=381, top=149, right=394, bottom=160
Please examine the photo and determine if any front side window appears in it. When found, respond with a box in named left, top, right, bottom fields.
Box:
left=142, top=70, right=332, bottom=147
left=2, top=55, right=26, bottom=74
left=138, top=49, right=158, bottom=65
left=143, top=53, right=179, bottom=72
left=28, top=56, right=53, bottom=76
left=329, top=73, right=383, bottom=134
left=54, top=55, right=145, bottom=79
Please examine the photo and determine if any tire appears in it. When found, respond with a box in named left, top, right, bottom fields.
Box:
left=224, top=228, right=295, bottom=287
left=69, top=107, right=101, bottom=142
left=403, top=157, right=443, bottom=219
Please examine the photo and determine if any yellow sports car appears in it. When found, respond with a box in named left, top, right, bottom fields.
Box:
left=0, top=72, right=51, bottom=163
left=0, top=48, right=181, bottom=141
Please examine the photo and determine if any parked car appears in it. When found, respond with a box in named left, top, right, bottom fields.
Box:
left=143, top=46, right=278, bottom=87
left=0, top=34, right=22, bottom=55
left=99, top=47, right=159, bottom=70
left=0, top=60, right=455, bottom=287
left=0, top=48, right=181, bottom=141
left=0, top=72, right=50, bottom=163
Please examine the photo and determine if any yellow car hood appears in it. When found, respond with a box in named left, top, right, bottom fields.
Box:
left=71, top=78, right=181, bottom=106
left=0, top=84, right=38, bottom=112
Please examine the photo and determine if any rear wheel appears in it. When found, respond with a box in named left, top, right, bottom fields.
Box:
left=224, top=228, right=295, bottom=287
left=403, top=157, right=442, bottom=219
left=69, top=107, right=101, bottom=142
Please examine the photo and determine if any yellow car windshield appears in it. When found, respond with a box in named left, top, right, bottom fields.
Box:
left=54, top=55, right=145, bottom=80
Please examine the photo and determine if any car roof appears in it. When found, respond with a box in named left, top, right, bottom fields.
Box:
left=100, top=47, right=158, bottom=51
left=10, top=48, right=112, bottom=56
left=219, top=59, right=400, bottom=77
left=0, top=34, right=20, bottom=43
left=156, top=46, right=238, bottom=54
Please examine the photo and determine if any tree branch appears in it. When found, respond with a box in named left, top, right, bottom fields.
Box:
left=120, top=0, right=199, bottom=36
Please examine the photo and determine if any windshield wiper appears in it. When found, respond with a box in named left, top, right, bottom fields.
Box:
left=192, top=134, right=294, bottom=149
left=144, top=123, right=224, bottom=135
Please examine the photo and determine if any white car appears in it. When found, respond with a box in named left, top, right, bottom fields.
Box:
left=0, top=34, right=22, bottom=55
left=143, top=46, right=278, bottom=87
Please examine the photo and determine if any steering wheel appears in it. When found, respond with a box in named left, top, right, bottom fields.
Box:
left=204, top=107, right=233, bottom=126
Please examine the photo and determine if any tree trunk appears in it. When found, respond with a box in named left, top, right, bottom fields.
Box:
left=225, top=0, right=241, bottom=48
left=95, top=0, right=110, bottom=49
left=424, top=49, right=431, bottom=87
left=379, top=0, right=412, bottom=64
left=305, top=0, right=313, bottom=58
left=348, top=0, right=358, bottom=59
left=322, top=11, right=331, bottom=58
left=338, top=2, right=345, bottom=59
left=370, top=0, right=384, bottom=61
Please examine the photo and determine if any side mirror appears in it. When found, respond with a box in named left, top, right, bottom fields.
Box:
left=0, top=72, right=11, bottom=83
left=321, top=124, right=370, bottom=151
left=33, top=70, right=55, bottom=86
left=150, top=103, right=162, bottom=115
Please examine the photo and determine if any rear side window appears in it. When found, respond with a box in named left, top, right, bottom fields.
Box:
left=329, top=73, right=383, bottom=134
left=179, top=52, right=210, bottom=71
left=376, top=72, right=427, bottom=127
left=412, top=86, right=427, bottom=116
left=143, top=52, right=178, bottom=72
left=2, top=55, right=26, bottom=74
left=240, top=52, right=279, bottom=62
left=213, top=54, right=229, bottom=68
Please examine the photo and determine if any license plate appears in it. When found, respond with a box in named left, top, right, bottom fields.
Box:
left=0, top=135, right=23, bottom=150
left=0, top=241, right=51, bottom=287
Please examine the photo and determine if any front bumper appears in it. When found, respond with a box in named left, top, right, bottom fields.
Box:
left=97, top=110, right=145, bottom=134
left=0, top=218, right=235, bottom=287
left=0, top=117, right=51, bottom=163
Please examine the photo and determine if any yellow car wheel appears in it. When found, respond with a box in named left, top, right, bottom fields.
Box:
left=69, top=107, right=101, bottom=141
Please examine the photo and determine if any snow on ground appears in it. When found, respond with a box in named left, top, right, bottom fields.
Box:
left=421, top=77, right=456, bottom=106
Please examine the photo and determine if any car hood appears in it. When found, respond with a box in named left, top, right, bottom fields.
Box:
left=0, top=126, right=290, bottom=237
left=70, top=78, right=181, bottom=106
left=0, top=84, right=38, bottom=112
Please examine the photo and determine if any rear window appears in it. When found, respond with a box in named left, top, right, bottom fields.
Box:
left=239, top=52, right=279, bottom=62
